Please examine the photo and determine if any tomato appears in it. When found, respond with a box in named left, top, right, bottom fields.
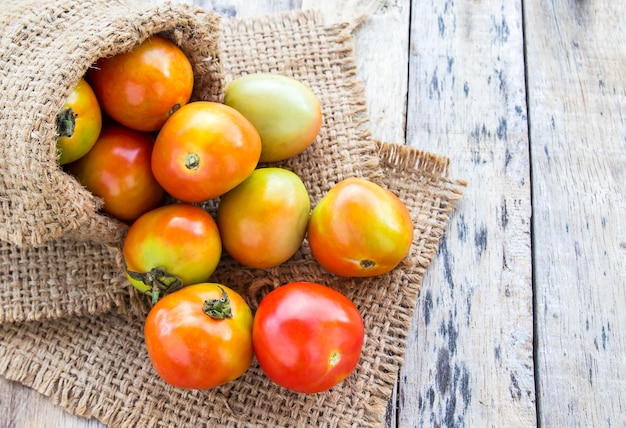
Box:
left=151, top=101, right=262, bottom=203
left=123, top=204, right=222, bottom=302
left=224, top=73, right=322, bottom=162
left=252, top=281, right=364, bottom=393
left=88, top=35, right=194, bottom=132
left=217, top=168, right=310, bottom=268
left=66, top=125, right=163, bottom=222
left=144, top=283, right=254, bottom=389
left=307, top=177, right=414, bottom=277
left=56, top=78, right=102, bottom=165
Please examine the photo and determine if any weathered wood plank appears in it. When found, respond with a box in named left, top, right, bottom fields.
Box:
left=524, top=0, right=626, bottom=425
left=402, top=0, right=536, bottom=426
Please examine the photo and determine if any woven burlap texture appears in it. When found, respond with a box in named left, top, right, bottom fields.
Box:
left=0, top=0, right=223, bottom=248
left=0, top=4, right=466, bottom=428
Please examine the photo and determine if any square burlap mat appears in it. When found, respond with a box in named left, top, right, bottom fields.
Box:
left=0, top=3, right=465, bottom=427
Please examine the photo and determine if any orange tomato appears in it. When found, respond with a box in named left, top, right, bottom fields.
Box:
left=56, top=78, right=102, bottom=164
left=66, top=125, right=164, bottom=222
left=217, top=168, right=310, bottom=268
left=144, top=283, right=254, bottom=389
left=151, top=101, right=262, bottom=203
left=122, top=204, right=222, bottom=302
left=307, top=177, right=414, bottom=277
left=88, top=35, right=194, bottom=132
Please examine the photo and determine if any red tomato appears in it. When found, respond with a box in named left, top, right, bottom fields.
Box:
left=122, top=204, right=222, bottom=302
left=217, top=167, right=310, bottom=268
left=66, top=125, right=164, bottom=222
left=151, top=101, right=262, bottom=203
left=56, top=78, right=102, bottom=165
left=252, top=282, right=364, bottom=394
left=88, top=35, right=194, bottom=132
left=307, top=177, right=414, bottom=277
left=144, top=283, right=254, bottom=389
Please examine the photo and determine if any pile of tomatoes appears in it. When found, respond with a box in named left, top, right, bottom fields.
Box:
left=56, top=34, right=415, bottom=394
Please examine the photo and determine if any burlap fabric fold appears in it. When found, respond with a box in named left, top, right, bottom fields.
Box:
left=0, top=5, right=466, bottom=428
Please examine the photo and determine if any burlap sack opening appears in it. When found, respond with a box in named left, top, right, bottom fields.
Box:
left=0, top=0, right=223, bottom=248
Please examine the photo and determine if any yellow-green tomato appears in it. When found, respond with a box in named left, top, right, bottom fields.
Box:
left=223, top=73, right=322, bottom=163
left=56, top=78, right=102, bottom=165
left=217, top=167, right=311, bottom=268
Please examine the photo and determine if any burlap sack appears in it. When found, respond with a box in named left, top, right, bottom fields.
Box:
left=0, top=5, right=466, bottom=428
left=0, top=0, right=223, bottom=248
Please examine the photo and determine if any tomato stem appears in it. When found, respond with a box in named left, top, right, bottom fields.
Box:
left=56, top=107, right=77, bottom=138
left=203, top=286, right=233, bottom=319
left=184, top=153, right=200, bottom=170
left=359, top=260, right=376, bottom=270
left=125, top=264, right=183, bottom=304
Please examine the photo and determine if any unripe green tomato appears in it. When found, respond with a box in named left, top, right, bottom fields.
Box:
left=217, top=167, right=311, bottom=268
left=224, top=73, right=322, bottom=163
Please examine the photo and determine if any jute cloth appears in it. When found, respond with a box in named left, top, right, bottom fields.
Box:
left=0, top=2, right=466, bottom=427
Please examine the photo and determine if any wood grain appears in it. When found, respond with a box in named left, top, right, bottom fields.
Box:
left=525, top=0, right=626, bottom=425
left=401, top=0, right=536, bottom=426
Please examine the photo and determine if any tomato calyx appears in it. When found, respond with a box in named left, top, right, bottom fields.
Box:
left=184, top=153, right=200, bottom=170
left=203, top=286, right=233, bottom=319
left=56, top=107, right=78, bottom=138
left=125, top=265, right=183, bottom=304
left=359, top=260, right=376, bottom=270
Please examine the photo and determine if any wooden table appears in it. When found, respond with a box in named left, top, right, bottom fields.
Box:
left=1, top=0, right=625, bottom=426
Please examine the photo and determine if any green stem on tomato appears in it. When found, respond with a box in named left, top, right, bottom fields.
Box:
left=125, top=265, right=183, bottom=304
left=56, top=107, right=77, bottom=138
left=203, top=286, right=233, bottom=319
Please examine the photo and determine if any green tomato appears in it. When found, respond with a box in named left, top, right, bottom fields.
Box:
left=224, top=73, right=322, bottom=163
left=217, top=167, right=311, bottom=268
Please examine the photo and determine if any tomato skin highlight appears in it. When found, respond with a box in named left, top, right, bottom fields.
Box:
left=151, top=101, right=262, bottom=203
left=122, top=204, right=222, bottom=298
left=56, top=78, right=102, bottom=165
left=307, top=177, right=414, bottom=277
left=88, top=35, right=194, bottom=132
left=217, top=167, right=310, bottom=268
left=144, top=283, right=254, bottom=390
left=66, top=125, right=164, bottom=222
left=252, top=282, right=364, bottom=394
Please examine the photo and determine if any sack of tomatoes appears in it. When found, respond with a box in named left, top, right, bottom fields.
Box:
left=0, top=1, right=222, bottom=247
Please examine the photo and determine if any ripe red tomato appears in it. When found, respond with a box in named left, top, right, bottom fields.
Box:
left=151, top=101, right=262, bottom=203
left=224, top=73, right=322, bottom=162
left=217, top=167, right=310, bottom=268
left=122, top=204, right=222, bottom=302
left=144, top=283, right=254, bottom=389
left=88, top=35, right=194, bottom=132
left=66, top=125, right=164, bottom=222
left=252, top=282, right=364, bottom=393
left=307, top=177, right=414, bottom=277
left=56, top=78, right=102, bottom=165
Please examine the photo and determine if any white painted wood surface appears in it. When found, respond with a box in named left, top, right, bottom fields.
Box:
left=1, top=0, right=625, bottom=426
left=402, top=0, right=536, bottom=426
left=525, top=1, right=626, bottom=426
